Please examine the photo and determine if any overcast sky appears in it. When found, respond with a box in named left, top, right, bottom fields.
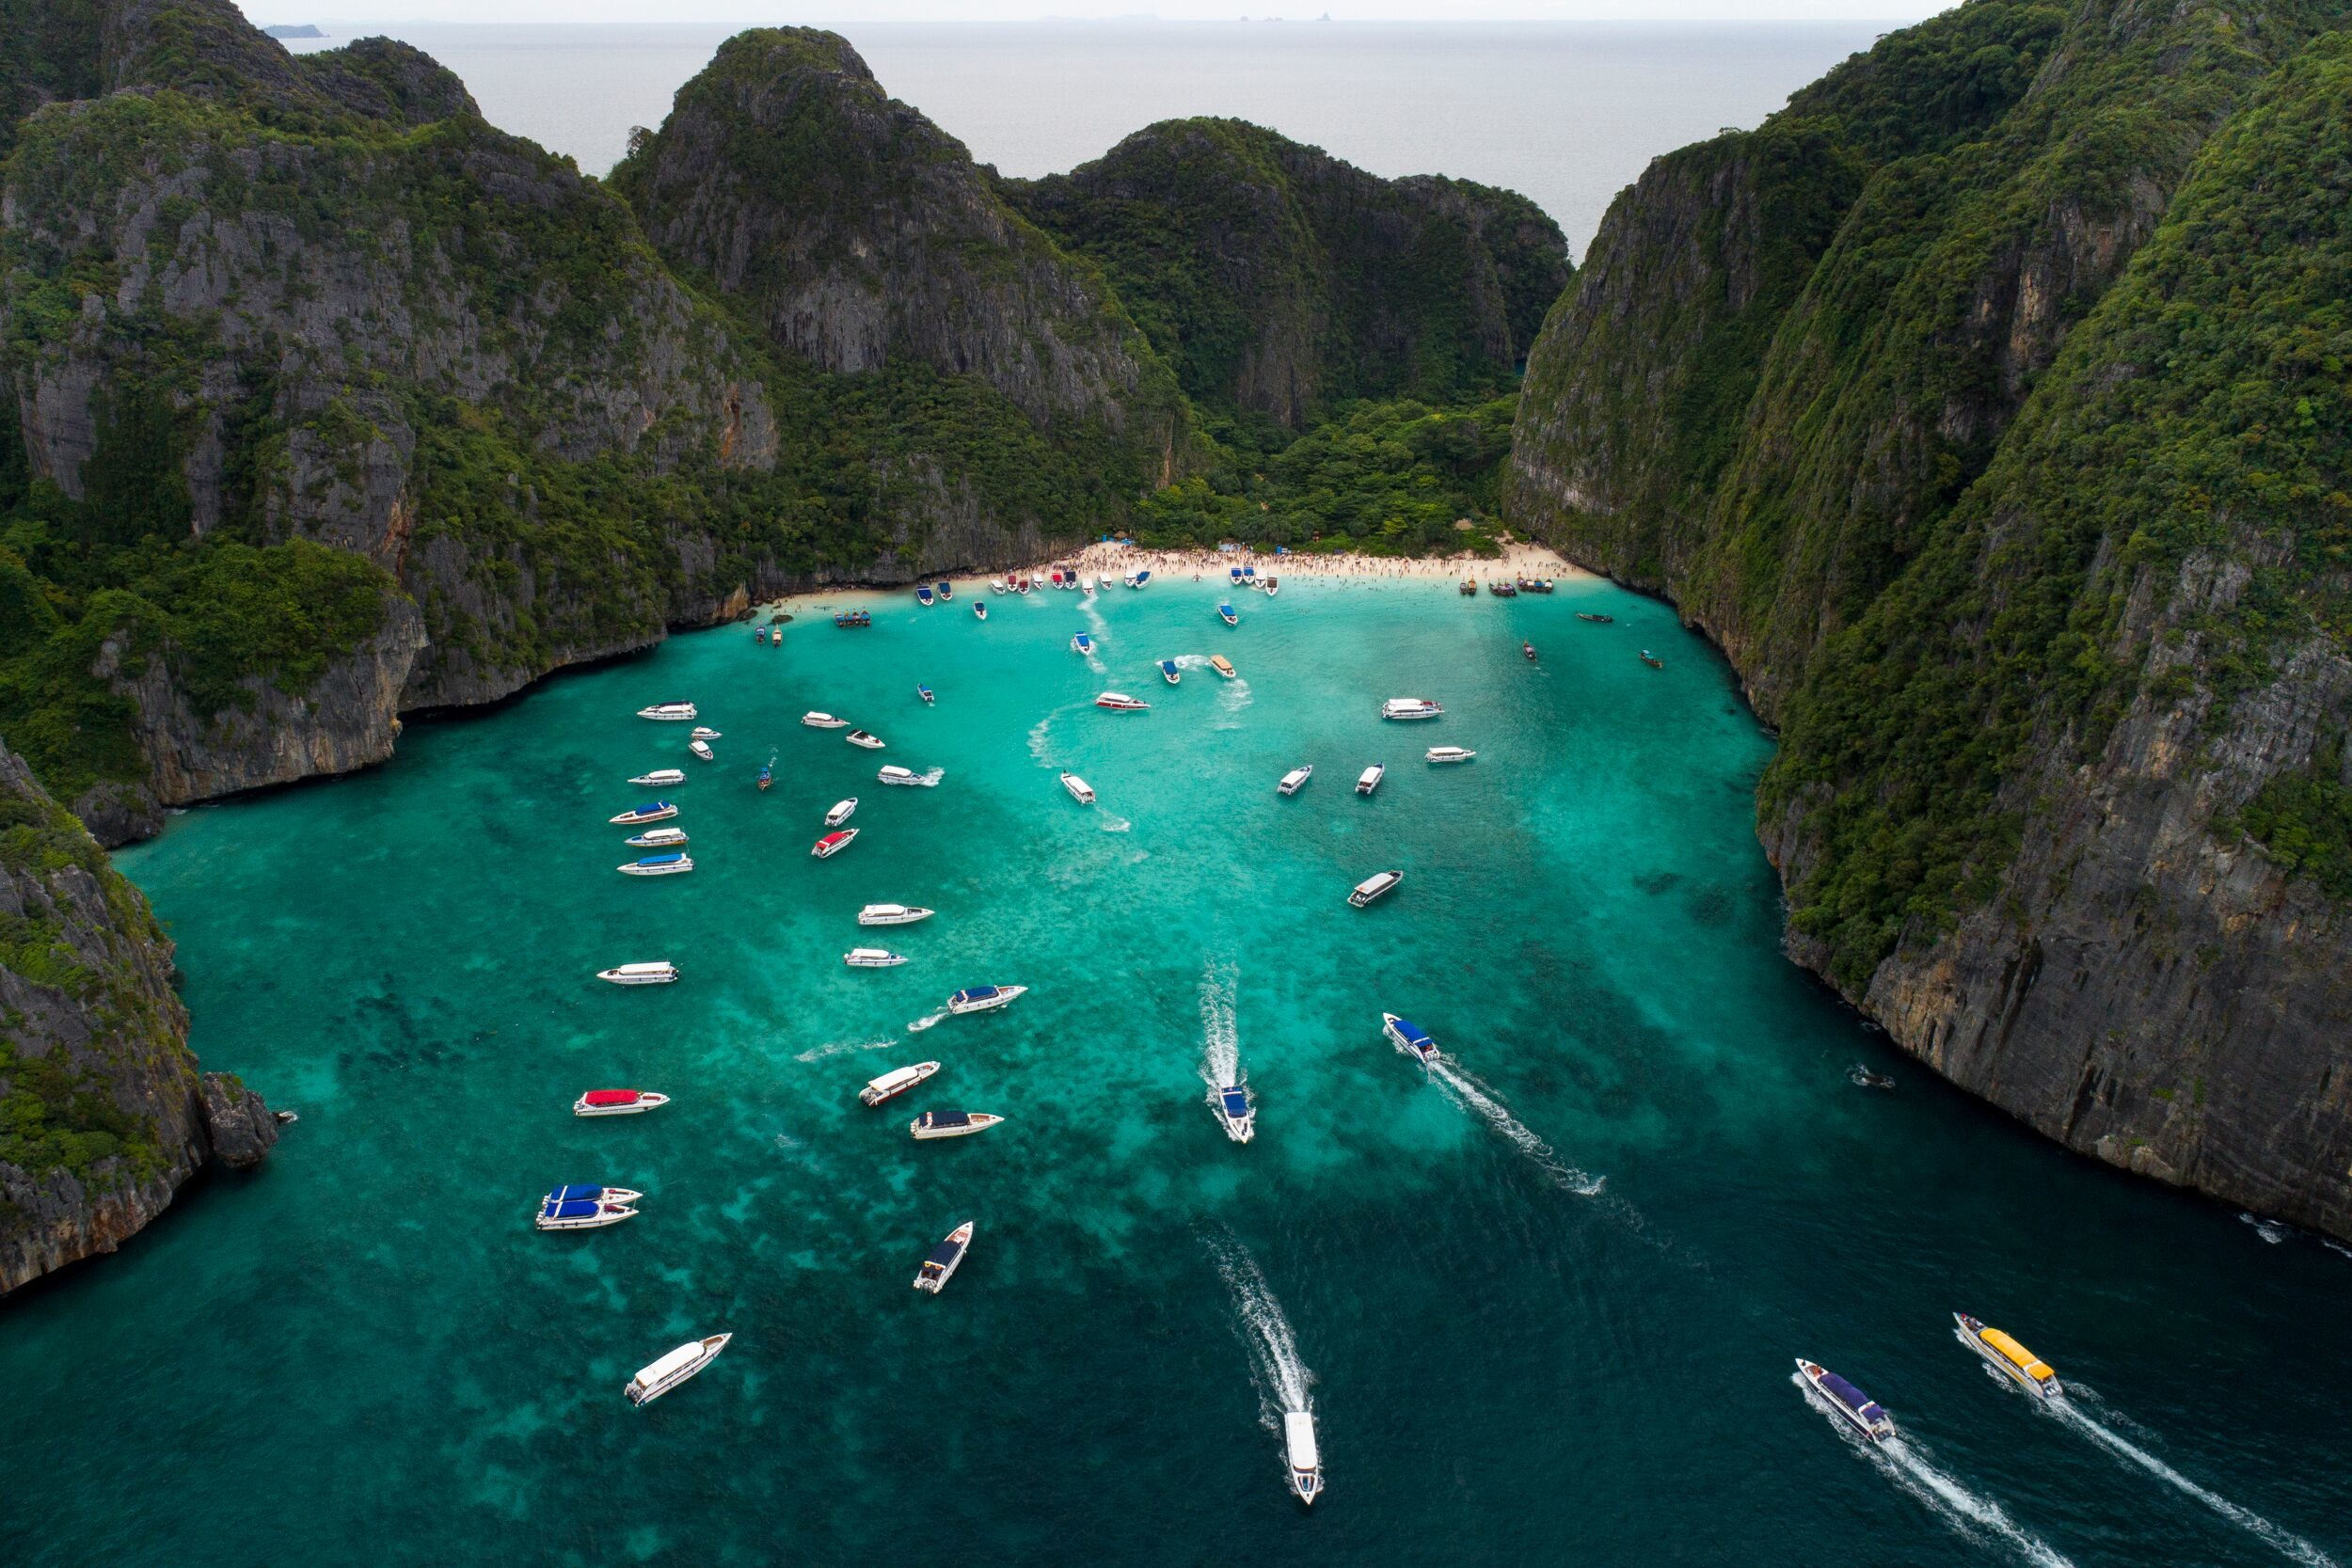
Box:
left=246, top=3, right=1950, bottom=24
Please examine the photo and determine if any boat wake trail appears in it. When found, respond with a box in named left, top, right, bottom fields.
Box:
left=1206, top=1227, right=1312, bottom=1433
left=1025, top=701, right=1085, bottom=767
left=793, top=1035, right=894, bottom=1064
left=2057, top=1401, right=2337, bottom=1567
left=1426, top=1058, right=1603, bottom=1196
left=1098, top=812, right=1133, bottom=833
left=913, top=767, right=945, bottom=787
left=906, top=1009, right=949, bottom=1033
left=1198, top=961, right=1239, bottom=1091
left=1794, top=1374, right=2074, bottom=1568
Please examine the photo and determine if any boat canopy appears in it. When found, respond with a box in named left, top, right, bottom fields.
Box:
left=581, top=1091, right=641, bottom=1107
left=1282, top=1410, right=1318, bottom=1466
left=1979, top=1328, right=2056, bottom=1380
left=1220, top=1088, right=1250, bottom=1117
left=637, top=853, right=685, bottom=865
left=548, top=1184, right=613, bottom=1203
left=1391, top=1018, right=1432, bottom=1047
left=627, top=801, right=670, bottom=816
left=636, top=1341, right=706, bottom=1384
left=541, top=1198, right=604, bottom=1219
left=1819, top=1372, right=1883, bottom=1418
left=924, top=1238, right=964, bottom=1268
left=953, top=987, right=999, bottom=1004
left=921, top=1111, right=974, bottom=1130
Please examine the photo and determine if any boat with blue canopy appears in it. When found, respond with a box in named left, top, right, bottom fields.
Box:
left=1230, top=565, right=1245, bottom=583
left=916, top=586, right=933, bottom=606
left=914, top=1221, right=975, bottom=1292
left=918, top=684, right=935, bottom=705
left=1160, top=658, right=1181, bottom=685
left=1215, top=1084, right=1255, bottom=1144
left=1796, top=1359, right=1896, bottom=1441
left=1382, top=1012, right=1438, bottom=1064
left=909, top=1110, right=1004, bottom=1140
left=935, top=580, right=952, bottom=602
left=1073, top=632, right=1094, bottom=655
left=609, top=800, right=677, bottom=825
left=1218, top=602, right=1238, bottom=626
left=618, top=852, right=694, bottom=876
left=534, top=1184, right=642, bottom=1230
left=946, top=984, right=1026, bottom=1015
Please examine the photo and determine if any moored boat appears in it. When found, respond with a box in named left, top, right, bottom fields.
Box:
left=1459, top=576, right=1478, bottom=595
left=1489, top=579, right=1518, bottom=597
left=636, top=701, right=697, bottom=721
left=857, top=902, right=933, bottom=926
left=1277, top=765, right=1312, bottom=796
left=1218, top=602, right=1238, bottom=626
left=1214, top=1083, right=1255, bottom=1143
left=1060, top=771, right=1096, bottom=805
left=624, top=827, right=689, bottom=848
left=610, top=800, right=678, bottom=825
left=535, top=1196, right=637, bottom=1230
left=547, top=1182, right=642, bottom=1205
left=1073, top=632, right=1094, bottom=655
left=1095, top=692, right=1152, bottom=711
left=1382, top=1012, right=1438, bottom=1064
left=1263, top=577, right=1279, bottom=596
left=1284, top=1410, right=1323, bottom=1505
left=845, top=947, right=908, bottom=968
left=1425, top=747, right=1476, bottom=764
left=845, top=729, right=885, bottom=750
left=862, top=1061, right=941, bottom=1105
left=1381, top=697, right=1444, bottom=721
left=1349, top=869, right=1402, bottom=908
left=877, top=765, right=924, bottom=785
left=1357, top=764, right=1384, bottom=796
left=946, top=984, right=1025, bottom=1015
left=691, top=726, right=721, bottom=740
left=913, top=1221, right=975, bottom=1292
left=917, top=684, right=935, bottom=705
left=574, top=1089, right=669, bottom=1117
left=974, top=602, right=988, bottom=621
left=1160, top=658, right=1182, bottom=685
left=628, top=768, right=687, bottom=787
left=831, top=610, right=872, bottom=628
left=1209, top=654, right=1236, bottom=678
left=909, top=1110, right=1004, bottom=1140
left=1795, top=1359, right=1896, bottom=1441
left=689, top=739, right=716, bottom=762
left=802, top=711, right=850, bottom=729
left=1953, top=1314, right=2063, bottom=1400
left=596, top=961, right=678, bottom=986
left=916, top=585, right=934, bottom=606
left=812, top=829, right=858, bottom=859
left=936, top=581, right=953, bottom=602
left=1576, top=611, right=1613, bottom=623
left=1125, top=569, right=1152, bottom=589
left=991, top=577, right=1008, bottom=594
left=1523, top=641, right=1537, bottom=661
left=826, top=798, right=858, bottom=827
left=624, top=1334, right=732, bottom=1406
left=619, top=853, right=694, bottom=876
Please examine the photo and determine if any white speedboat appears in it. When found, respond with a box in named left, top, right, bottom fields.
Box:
left=914, top=1221, right=974, bottom=1293
left=1125, top=569, right=1152, bottom=589
left=1082, top=575, right=1097, bottom=594
left=1284, top=1410, right=1323, bottom=1505
left=624, top=827, right=689, bottom=848
left=1214, top=1083, right=1255, bottom=1143
left=625, top=1333, right=732, bottom=1406
left=861, top=1061, right=940, bottom=1106
left=1263, top=577, right=1279, bottom=596
left=946, top=984, right=1025, bottom=1015
left=1953, top=1313, right=2064, bottom=1401
left=857, top=903, right=933, bottom=926
left=628, top=768, right=686, bottom=786
left=1382, top=1012, right=1438, bottom=1064
left=878, top=765, right=923, bottom=785
left=846, top=730, right=885, bottom=750
left=574, top=1089, right=669, bottom=1117
left=1348, top=870, right=1402, bottom=907
left=1796, top=1359, right=1895, bottom=1441
left=845, top=947, right=908, bottom=968
left=974, top=602, right=988, bottom=621
left=1072, top=632, right=1094, bottom=655
left=802, top=711, right=850, bottom=729
left=1277, top=765, right=1312, bottom=796
left=1425, top=747, right=1476, bottom=764
left=826, top=798, right=859, bottom=827
left=637, top=701, right=697, bottom=721
left=689, top=739, right=716, bottom=762
left=812, top=829, right=858, bottom=859
left=1160, top=658, right=1181, bottom=685
left=690, top=727, right=721, bottom=740
left=610, top=801, right=678, bottom=825
left=619, top=853, right=694, bottom=876
left=916, top=585, right=934, bottom=606
left=1061, top=771, right=1096, bottom=805
left=535, top=1193, right=638, bottom=1230
left=1094, top=692, right=1151, bottom=712
left=990, top=578, right=1008, bottom=594
left=1381, top=697, right=1444, bottom=721
left=596, top=961, right=678, bottom=986
left=1357, top=765, right=1384, bottom=796
left=909, top=1110, right=1004, bottom=1140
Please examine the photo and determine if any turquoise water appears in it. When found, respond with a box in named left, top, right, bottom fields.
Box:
left=7, top=575, right=2348, bottom=1567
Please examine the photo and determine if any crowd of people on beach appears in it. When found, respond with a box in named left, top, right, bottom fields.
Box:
left=1057, top=540, right=1581, bottom=586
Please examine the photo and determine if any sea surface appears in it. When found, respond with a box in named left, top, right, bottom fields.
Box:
left=284, top=20, right=1891, bottom=251
left=5, top=576, right=2348, bottom=1567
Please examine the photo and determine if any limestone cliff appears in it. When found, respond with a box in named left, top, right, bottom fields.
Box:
left=0, top=741, right=276, bottom=1294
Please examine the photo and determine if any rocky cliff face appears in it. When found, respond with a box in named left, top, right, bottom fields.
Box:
left=0, top=741, right=276, bottom=1294
left=1008, top=118, right=1569, bottom=429
left=1507, top=0, right=2352, bottom=1238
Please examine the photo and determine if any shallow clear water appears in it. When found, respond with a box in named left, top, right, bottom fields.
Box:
left=7, top=575, right=2348, bottom=1567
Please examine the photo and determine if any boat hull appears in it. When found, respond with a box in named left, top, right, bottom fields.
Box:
left=945, top=986, right=1025, bottom=1015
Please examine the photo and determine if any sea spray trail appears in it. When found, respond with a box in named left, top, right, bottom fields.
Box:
left=1205, top=1227, right=1313, bottom=1446
left=2058, top=1399, right=2338, bottom=1567
left=906, top=1009, right=948, bottom=1033
left=1793, top=1375, right=2076, bottom=1568
left=1198, top=960, right=1240, bottom=1109
left=1425, top=1057, right=1603, bottom=1195
left=793, top=1035, right=896, bottom=1064
left=1025, top=701, right=1086, bottom=767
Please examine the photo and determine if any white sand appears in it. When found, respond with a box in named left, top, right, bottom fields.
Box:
left=1027, top=538, right=1589, bottom=586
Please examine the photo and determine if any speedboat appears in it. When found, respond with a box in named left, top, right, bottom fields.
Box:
left=1214, top=1083, right=1255, bottom=1143
left=689, top=739, right=715, bottom=762
left=1060, top=771, right=1095, bottom=805
left=1383, top=1012, right=1438, bottom=1064
left=846, top=729, right=885, bottom=749
left=1125, top=569, right=1151, bottom=589
left=935, top=581, right=952, bottom=602
left=991, top=578, right=1008, bottom=594
left=917, top=685, right=935, bottom=705
left=628, top=768, right=686, bottom=786
left=877, top=765, right=923, bottom=785
left=826, top=798, right=858, bottom=827
left=535, top=1195, right=637, bottom=1230
left=1072, top=632, right=1094, bottom=655
left=845, top=947, right=908, bottom=968
left=619, top=853, right=694, bottom=876
left=756, top=765, right=772, bottom=792
left=1277, top=765, right=1312, bottom=796
left=910, top=1110, right=1004, bottom=1140
left=637, top=701, right=697, bottom=721
left=1095, top=692, right=1151, bottom=711
left=625, top=1334, right=731, bottom=1407
left=574, top=1089, right=669, bottom=1117
left=803, top=711, right=850, bottom=729
left=1425, top=747, right=1476, bottom=764
left=974, top=602, right=988, bottom=621
left=624, top=827, right=689, bottom=848
left=857, top=903, right=934, bottom=926
left=1160, top=659, right=1181, bottom=685
left=596, top=961, right=678, bottom=986
left=1953, top=1314, right=2063, bottom=1401
left=1381, top=697, right=1444, bottom=721
left=1263, top=577, right=1279, bottom=596
left=1357, top=764, right=1384, bottom=796
left=1349, top=870, right=1402, bottom=908
left=861, top=1061, right=940, bottom=1105
left=1284, top=1410, right=1322, bottom=1504
left=916, top=585, right=934, bottom=606
left=812, top=829, right=858, bottom=859
left=1796, top=1359, right=1895, bottom=1441
left=1242, top=565, right=1257, bottom=587
left=913, top=1222, right=975, bottom=1293
left=1082, top=575, right=1097, bottom=594
left=946, top=984, right=1026, bottom=1015
left=691, top=726, right=722, bottom=740
left=1230, top=565, right=1245, bottom=583
left=1015, top=577, right=1031, bottom=594
left=1209, top=655, right=1236, bottom=678
left=1218, top=603, right=1238, bottom=626
left=611, top=801, right=677, bottom=825
left=546, top=1182, right=642, bottom=1206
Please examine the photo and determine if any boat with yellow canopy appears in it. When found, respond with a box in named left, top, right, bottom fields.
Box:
left=1953, top=1312, right=2063, bottom=1400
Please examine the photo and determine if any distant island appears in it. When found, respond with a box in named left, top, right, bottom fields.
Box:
left=262, top=23, right=323, bottom=38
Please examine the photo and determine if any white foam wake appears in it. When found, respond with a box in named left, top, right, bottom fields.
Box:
left=1097, top=812, right=1133, bottom=833
left=1198, top=960, right=1240, bottom=1090
left=2240, top=1212, right=2294, bottom=1243
left=1426, top=1057, right=1603, bottom=1196
left=1025, top=701, right=1084, bottom=767
left=2058, top=1401, right=2337, bottom=1567
left=1794, top=1373, right=2074, bottom=1568
left=913, top=767, right=945, bottom=787
left=1207, top=1228, right=1312, bottom=1427
left=906, top=1009, right=948, bottom=1033
left=792, top=1035, right=895, bottom=1064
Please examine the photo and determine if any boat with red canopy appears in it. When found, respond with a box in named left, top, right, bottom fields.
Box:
left=573, top=1089, right=670, bottom=1117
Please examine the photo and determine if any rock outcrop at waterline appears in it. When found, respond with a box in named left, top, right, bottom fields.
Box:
left=0, top=743, right=277, bottom=1295
left=1506, top=0, right=2352, bottom=1239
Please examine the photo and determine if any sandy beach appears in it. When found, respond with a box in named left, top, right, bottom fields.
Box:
left=1038, top=539, right=1590, bottom=587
